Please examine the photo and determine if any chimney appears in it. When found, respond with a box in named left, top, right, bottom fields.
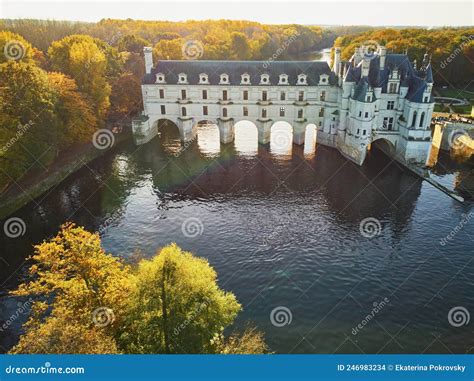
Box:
left=144, top=47, right=153, bottom=74
left=379, top=46, right=387, bottom=70
left=361, top=57, right=370, bottom=77
left=333, top=47, right=341, bottom=75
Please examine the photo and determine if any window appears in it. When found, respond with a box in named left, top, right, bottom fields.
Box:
left=243, top=90, right=248, bottom=101
left=297, top=74, right=307, bottom=85
left=357, top=129, right=360, bottom=135
left=388, top=82, right=397, bottom=94
left=199, top=73, right=208, bottom=84
left=243, top=106, right=248, bottom=117
left=241, top=73, right=250, bottom=84
left=424, top=96, right=429, bottom=103
left=298, top=91, right=304, bottom=102
left=280, top=91, right=286, bottom=101
left=319, top=108, right=324, bottom=117
left=260, top=74, right=270, bottom=84
left=363, top=130, right=366, bottom=135
left=411, top=111, right=417, bottom=127
left=178, top=74, right=187, bottom=84
left=387, top=101, right=395, bottom=110
left=262, top=108, right=267, bottom=118
left=364, top=112, right=369, bottom=118
left=419, top=112, right=425, bottom=128
left=320, top=91, right=326, bottom=101
left=358, top=111, right=362, bottom=117
left=203, top=106, right=208, bottom=116
left=202, top=90, right=207, bottom=99
left=159, top=89, right=164, bottom=99
left=384, top=117, right=394, bottom=130
left=223, top=108, right=228, bottom=118
left=181, top=89, right=187, bottom=99
left=156, top=73, right=165, bottom=83
left=280, top=107, right=285, bottom=117
left=279, top=74, right=288, bottom=84
left=160, top=105, right=166, bottom=114
left=181, top=106, right=187, bottom=117
left=222, top=90, right=228, bottom=101
left=262, top=91, right=267, bottom=101
left=220, top=74, right=229, bottom=84
left=298, top=109, right=303, bottom=119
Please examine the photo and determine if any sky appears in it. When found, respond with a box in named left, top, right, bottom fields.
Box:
left=0, top=0, right=472, bottom=26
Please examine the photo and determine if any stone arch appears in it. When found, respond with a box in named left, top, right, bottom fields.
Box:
left=270, top=121, right=293, bottom=156
left=371, top=137, right=397, bottom=158
left=234, top=120, right=258, bottom=155
left=195, top=119, right=220, bottom=155
left=304, top=123, right=317, bottom=156
left=152, top=118, right=182, bottom=154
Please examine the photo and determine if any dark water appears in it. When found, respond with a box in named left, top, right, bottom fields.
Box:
left=1, top=123, right=473, bottom=354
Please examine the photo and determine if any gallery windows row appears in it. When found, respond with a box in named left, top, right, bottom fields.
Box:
left=155, top=89, right=327, bottom=102
left=158, top=105, right=325, bottom=119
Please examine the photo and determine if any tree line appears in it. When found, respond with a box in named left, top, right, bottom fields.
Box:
left=334, top=27, right=474, bottom=86
left=10, top=223, right=268, bottom=354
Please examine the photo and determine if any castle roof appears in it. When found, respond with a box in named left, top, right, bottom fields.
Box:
left=143, top=60, right=337, bottom=86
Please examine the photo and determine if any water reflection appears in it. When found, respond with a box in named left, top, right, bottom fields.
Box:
left=270, top=122, right=293, bottom=158
left=196, top=122, right=220, bottom=157
left=234, top=121, right=258, bottom=156
left=303, top=124, right=317, bottom=158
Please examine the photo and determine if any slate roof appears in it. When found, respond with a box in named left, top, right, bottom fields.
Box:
left=143, top=60, right=337, bottom=86
left=346, top=53, right=433, bottom=103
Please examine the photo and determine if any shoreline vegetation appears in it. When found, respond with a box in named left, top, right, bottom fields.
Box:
left=0, top=19, right=473, bottom=219
left=10, top=223, right=270, bottom=354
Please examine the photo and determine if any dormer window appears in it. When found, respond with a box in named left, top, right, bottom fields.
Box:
left=156, top=73, right=166, bottom=83
left=297, top=74, right=307, bottom=85
left=178, top=73, right=188, bottom=84
left=366, top=94, right=372, bottom=102
left=279, top=74, right=288, bottom=85
left=220, top=74, right=229, bottom=84
left=319, top=74, right=329, bottom=85
left=260, top=73, right=270, bottom=85
left=241, top=73, right=250, bottom=84
left=199, top=73, right=209, bottom=84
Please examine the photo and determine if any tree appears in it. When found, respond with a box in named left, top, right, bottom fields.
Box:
left=10, top=223, right=131, bottom=354
left=117, top=34, right=150, bottom=53
left=48, top=72, right=97, bottom=146
left=48, top=35, right=114, bottom=122
left=119, top=243, right=241, bottom=353
left=0, top=31, right=34, bottom=64
left=230, top=32, right=251, bottom=60
left=153, top=38, right=184, bottom=60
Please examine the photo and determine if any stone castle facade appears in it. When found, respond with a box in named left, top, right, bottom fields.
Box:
left=133, top=45, right=435, bottom=165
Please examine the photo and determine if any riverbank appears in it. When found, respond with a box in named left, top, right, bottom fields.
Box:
left=0, top=128, right=132, bottom=220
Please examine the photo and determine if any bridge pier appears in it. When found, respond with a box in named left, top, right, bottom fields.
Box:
left=292, top=121, right=306, bottom=145
left=257, top=120, right=272, bottom=145
left=218, top=119, right=235, bottom=144
left=178, top=117, right=196, bottom=143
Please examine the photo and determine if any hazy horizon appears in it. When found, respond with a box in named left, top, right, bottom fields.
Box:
left=1, top=0, right=472, bottom=27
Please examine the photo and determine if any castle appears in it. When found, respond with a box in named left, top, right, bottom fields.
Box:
left=133, top=45, right=434, bottom=165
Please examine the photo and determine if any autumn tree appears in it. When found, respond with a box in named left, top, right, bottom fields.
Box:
left=0, top=31, right=34, bottom=63
left=119, top=243, right=242, bottom=353
left=10, top=223, right=131, bottom=354
left=153, top=38, right=184, bottom=60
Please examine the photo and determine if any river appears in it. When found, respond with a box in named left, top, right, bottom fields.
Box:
left=1, top=123, right=473, bottom=354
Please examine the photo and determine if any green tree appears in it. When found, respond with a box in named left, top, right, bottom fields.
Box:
left=117, top=34, right=151, bottom=53
left=119, top=243, right=241, bottom=353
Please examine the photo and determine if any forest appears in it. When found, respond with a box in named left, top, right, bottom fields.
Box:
left=0, top=19, right=472, bottom=193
